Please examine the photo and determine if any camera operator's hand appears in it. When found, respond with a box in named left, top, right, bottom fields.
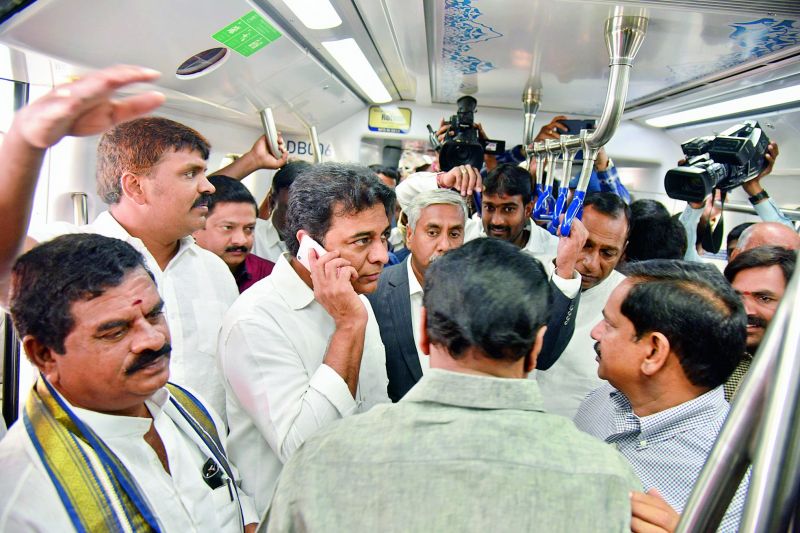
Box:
left=742, top=142, right=779, bottom=201
left=437, top=165, right=482, bottom=196
left=436, top=119, right=452, bottom=144
left=534, top=115, right=568, bottom=142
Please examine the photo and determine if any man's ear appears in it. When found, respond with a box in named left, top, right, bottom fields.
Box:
left=420, top=307, right=430, bottom=355
left=22, top=335, right=60, bottom=384
left=523, top=325, right=546, bottom=374
left=640, top=332, right=670, bottom=377
left=120, top=172, right=147, bottom=205
left=524, top=201, right=534, bottom=220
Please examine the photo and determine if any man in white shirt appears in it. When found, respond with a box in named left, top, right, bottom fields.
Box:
left=535, top=192, right=630, bottom=418
left=0, top=233, right=257, bottom=532
left=219, top=163, right=393, bottom=514
left=12, top=69, right=291, bottom=420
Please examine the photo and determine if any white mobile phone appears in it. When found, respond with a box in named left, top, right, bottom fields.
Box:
left=296, top=234, right=328, bottom=271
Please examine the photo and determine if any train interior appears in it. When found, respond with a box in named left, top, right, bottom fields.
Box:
left=0, top=0, right=799, bottom=528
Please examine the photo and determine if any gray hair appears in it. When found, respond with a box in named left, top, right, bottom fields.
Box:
left=284, top=162, right=395, bottom=256
left=405, top=189, right=468, bottom=231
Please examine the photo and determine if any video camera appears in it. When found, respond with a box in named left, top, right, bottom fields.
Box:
left=664, top=120, right=771, bottom=203
left=432, top=96, right=505, bottom=172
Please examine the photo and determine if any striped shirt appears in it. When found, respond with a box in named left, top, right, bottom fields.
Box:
left=574, top=383, right=748, bottom=532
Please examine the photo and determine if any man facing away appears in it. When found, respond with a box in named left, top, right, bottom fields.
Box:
left=219, top=163, right=393, bottom=514
left=0, top=234, right=257, bottom=532
left=575, top=259, right=749, bottom=532
left=193, top=175, right=275, bottom=293
left=264, top=238, right=641, bottom=532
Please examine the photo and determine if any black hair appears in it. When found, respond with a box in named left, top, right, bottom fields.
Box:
left=207, top=175, right=257, bottom=215
left=625, top=199, right=687, bottom=262
left=483, top=164, right=532, bottom=203
left=368, top=165, right=401, bottom=185
left=724, top=245, right=796, bottom=285
left=622, top=260, right=746, bottom=388
left=271, top=160, right=313, bottom=195
left=9, top=234, right=153, bottom=354
left=423, top=238, right=551, bottom=361
left=284, top=163, right=396, bottom=256
left=584, top=192, right=632, bottom=237
left=727, top=222, right=755, bottom=247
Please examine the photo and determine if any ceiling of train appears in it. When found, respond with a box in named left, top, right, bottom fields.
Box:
left=0, top=0, right=798, bottom=133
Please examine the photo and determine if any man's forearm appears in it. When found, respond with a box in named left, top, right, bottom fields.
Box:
left=211, top=150, right=262, bottom=180
left=323, top=321, right=367, bottom=397
left=0, top=128, right=46, bottom=278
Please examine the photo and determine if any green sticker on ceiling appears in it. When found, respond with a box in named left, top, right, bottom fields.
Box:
left=213, top=11, right=281, bottom=57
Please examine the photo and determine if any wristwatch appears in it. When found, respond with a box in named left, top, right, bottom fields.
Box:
left=748, top=190, right=769, bottom=205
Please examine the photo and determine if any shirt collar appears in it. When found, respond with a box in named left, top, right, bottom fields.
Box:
left=262, top=217, right=284, bottom=247
left=402, top=368, right=545, bottom=412
left=95, top=210, right=196, bottom=264
left=272, top=252, right=315, bottom=310
left=65, top=387, right=171, bottom=440
left=406, top=255, right=423, bottom=296
left=607, top=386, right=728, bottom=444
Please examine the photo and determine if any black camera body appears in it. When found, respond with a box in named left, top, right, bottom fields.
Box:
left=664, top=120, right=770, bottom=203
left=438, top=96, right=505, bottom=172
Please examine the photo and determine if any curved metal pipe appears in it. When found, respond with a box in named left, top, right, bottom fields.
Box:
left=522, top=86, right=541, bottom=147
left=259, top=108, right=282, bottom=158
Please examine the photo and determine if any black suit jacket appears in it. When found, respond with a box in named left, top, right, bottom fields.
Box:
left=368, top=258, right=579, bottom=402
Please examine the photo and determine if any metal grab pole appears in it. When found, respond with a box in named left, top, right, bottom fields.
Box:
left=71, top=192, right=88, bottom=226
left=308, top=125, right=322, bottom=164
left=532, top=143, right=546, bottom=201
left=677, top=264, right=800, bottom=532
left=522, top=86, right=541, bottom=147
left=259, top=108, right=282, bottom=158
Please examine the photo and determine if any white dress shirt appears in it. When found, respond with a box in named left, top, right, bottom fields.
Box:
left=535, top=269, right=626, bottom=418
left=253, top=217, right=287, bottom=262
left=406, top=255, right=429, bottom=373
left=29, top=211, right=238, bottom=419
left=0, top=387, right=257, bottom=532
left=219, top=254, right=390, bottom=514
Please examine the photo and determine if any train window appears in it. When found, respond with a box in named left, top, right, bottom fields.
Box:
left=176, top=47, right=229, bottom=79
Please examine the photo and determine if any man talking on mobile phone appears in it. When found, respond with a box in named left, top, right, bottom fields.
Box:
left=219, top=163, right=394, bottom=515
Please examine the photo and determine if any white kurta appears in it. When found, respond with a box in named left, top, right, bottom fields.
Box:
left=405, top=255, right=429, bottom=373
left=29, top=211, right=238, bottom=420
left=0, top=387, right=257, bottom=532
left=219, top=254, right=390, bottom=514
left=535, top=269, right=627, bottom=418
left=252, top=217, right=287, bottom=262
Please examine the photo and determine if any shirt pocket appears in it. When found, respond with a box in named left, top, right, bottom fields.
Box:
left=209, top=481, right=242, bottom=533
left=191, top=299, right=227, bottom=355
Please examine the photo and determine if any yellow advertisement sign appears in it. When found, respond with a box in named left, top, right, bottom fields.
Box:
left=368, top=106, right=412, bottom=134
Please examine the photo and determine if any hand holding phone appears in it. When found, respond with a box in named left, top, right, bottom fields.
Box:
left=296, top=233, right=328, bottom=271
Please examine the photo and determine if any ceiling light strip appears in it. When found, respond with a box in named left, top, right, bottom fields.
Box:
left=645, top=85, right=800, bottom=127
left=281, top=0, right=342, bottom=30
left=322, top=38, right=392, bottom=103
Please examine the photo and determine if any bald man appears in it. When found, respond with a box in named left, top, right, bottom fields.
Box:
left=730, top=222, right=800, bottom=259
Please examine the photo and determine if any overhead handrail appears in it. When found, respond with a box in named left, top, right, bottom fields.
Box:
left=71, top=192, right=88, bottom=226
left=528, top=13, right=647, bottom=235
left=522, top=86, right=541, bottom=147
left=677, top=252, right=800, bottom=532
left=533, top=139, right=559, bottom=221
left=547, top=135, right=580, bottom=234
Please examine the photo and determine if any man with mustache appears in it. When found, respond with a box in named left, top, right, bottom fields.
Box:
left=219, top=163, right=393, bottom=514
left=193, top=175, right=275, bottom=293
left=0, top=66, right=287, bottom=419
left=723, top=245, right=796, bottom=400
left=0, top=233, right=257, bottom=531
left=575, top=260, right=749, bottom=533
